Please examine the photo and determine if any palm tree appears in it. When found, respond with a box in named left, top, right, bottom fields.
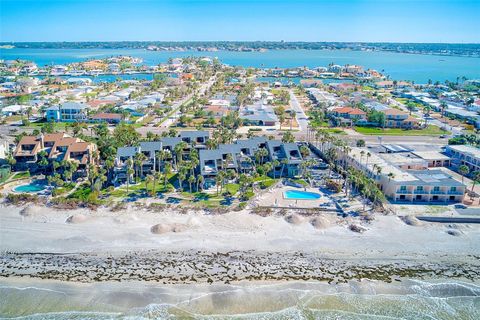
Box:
left=196, top=175, right=204, bottom=192
left=145, top=174, right=154, bottom=196
left=459, top=165, right=469, bottom=185
left=126, top=158, right=133, bottom=194
left=469, top=171, right=480, bottom=200
left=164, top=163, right=172, bottom=188
left=387, top=172, right=395, bottom=182
left=174, top=142, right=188, bottom=169
left=279, top=158, right=288, bottom=179
left=153, top=171, right=161, bottom=196
left=134, top=152, right=147, bottom=182
left=188, top=175, right=196, bottom=193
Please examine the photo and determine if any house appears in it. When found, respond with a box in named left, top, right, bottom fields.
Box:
left=345, top=147, right=465, bottom=203
left=240, top=102, right=278, bottom=126
left=45, top=106, right=60, bottom=122
left=1, top=104, right=28, bottom=116
left=13, top=133, right=97, bottom=173
left=46, top=102, right=89, bottom=122
left=383, top=108, right=419, bottom=129
left=204, top=105, right=228, bottom=117
left=330, top=106, right=367, bottom=125
left=91, top=113, right=123, bottom=124
left=445, top=145, right=480, bottom=172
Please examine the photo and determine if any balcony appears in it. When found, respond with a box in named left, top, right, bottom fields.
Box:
left=430, top=190, right=446, bottom=195
left=414, top=190, right=428, bottom=194
left=396, top=189, right=412, bottom=194
left=447, top=190, right=464, bottom=195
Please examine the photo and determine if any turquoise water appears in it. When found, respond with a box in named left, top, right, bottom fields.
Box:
left=1, top=279, right=479, bottom=319
left=14, top=182, right=46, bottom=193
left=1, top=48, right=479, bottom=83
left=284, top=189, right=321, bottom=200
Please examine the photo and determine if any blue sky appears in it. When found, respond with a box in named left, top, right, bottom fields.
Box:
left=1, top=0, right=479, bottom=43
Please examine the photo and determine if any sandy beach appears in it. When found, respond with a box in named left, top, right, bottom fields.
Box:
left=1, top=203, right=480, bottom=318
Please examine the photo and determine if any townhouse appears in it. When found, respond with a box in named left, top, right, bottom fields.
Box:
left=113, top=131, right=210, bottom=184
left=13, top=133, right=97, bottom=173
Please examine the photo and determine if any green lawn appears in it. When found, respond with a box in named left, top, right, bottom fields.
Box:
left=10, top=171, right=30, bottom=180
left=355, top=125, right=449, bottom=136
left=325, top=128, right=347, bottom=135
left=27, top=121, right=67, bottom=130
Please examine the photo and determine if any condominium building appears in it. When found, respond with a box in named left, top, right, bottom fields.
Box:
left=345, top=147, right=465, bottom=203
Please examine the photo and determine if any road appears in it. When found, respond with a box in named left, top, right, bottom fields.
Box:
left=388, top=97, right=463, bottom=136
left=136, top=76, right=216, bottom=136
left=289, top=89, right=308, bottom=132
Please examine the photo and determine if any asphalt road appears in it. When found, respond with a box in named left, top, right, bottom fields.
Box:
left=289, top=89, right=308, bottom=132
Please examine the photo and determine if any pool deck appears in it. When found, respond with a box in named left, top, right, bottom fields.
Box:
left=256, top=185, right=334, bottom=209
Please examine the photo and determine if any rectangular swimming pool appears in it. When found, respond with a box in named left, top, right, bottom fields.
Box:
left=284, top=189, right=321, bottom=200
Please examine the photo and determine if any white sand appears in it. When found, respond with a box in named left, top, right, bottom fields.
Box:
left=1, top=204, right=479, bottom=260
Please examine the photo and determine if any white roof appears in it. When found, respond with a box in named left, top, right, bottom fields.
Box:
left=448, top=145, right=480, bottom=159
left=2, top=104, right=28, bottom=112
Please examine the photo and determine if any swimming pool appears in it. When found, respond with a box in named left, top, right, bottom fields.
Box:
left=284, top=189, right=321, bottom=200
left=14, top=182, right=46, bottom=193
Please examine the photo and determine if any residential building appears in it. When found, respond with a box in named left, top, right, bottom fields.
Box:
left=330, top=106, right=367, bottom=126
left=412, top=151, right=452, bottom=168
left=345, top=147, right=465, bottom=203
left=445, top=145, right=480, bottom=172
left=383, top=108, right=419, bottom=129
left=13, top=133, right=97, bottom=173
left=45, top=102, right=90, bottom=122
left=91, top=113, right=123, bottom=124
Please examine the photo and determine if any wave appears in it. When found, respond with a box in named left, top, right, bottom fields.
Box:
left=1, top=280, right=479, bottom=319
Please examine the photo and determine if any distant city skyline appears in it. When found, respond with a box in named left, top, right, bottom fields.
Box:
left=1, top=0, right=479, bottom=43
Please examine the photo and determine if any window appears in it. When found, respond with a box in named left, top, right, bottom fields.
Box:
left=451, top=187, right=456, bottom=191
left=433, top=186, right=440, bottom=191
left=400, top=186, right=407, bottom=191
left=417, top=186, right=423, bottom=191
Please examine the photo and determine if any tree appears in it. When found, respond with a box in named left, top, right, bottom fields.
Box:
left=356, top=139, right=366, bottom=147
left=188, top=175, right=196, bottom=193
left=196, top=175, right=204, bottom=192
left=470, top=171, right=480, bottom=202
left=145, top=174, right=154, bottom=196
left=459, top=165, right=470, bottom=185
left=281, top=130, right=295, bottom=143
left=134, top=152, right=147, bottom=181
left=406, top=102, right=416, bottom=115
left=164, top=163, right=172, bottom=187
left=126, top=158, right=133, bottom=193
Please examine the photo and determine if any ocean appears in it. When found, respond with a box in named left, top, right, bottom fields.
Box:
left=1, top=48, right=479, bottom=84
left=1, top=278, right=479, bottom=319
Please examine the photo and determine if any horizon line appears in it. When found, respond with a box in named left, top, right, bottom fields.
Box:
left=1, top=41, right=480, bottom=45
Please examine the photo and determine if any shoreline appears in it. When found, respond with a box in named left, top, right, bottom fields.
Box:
left=2, top=249, right=479, bottom=285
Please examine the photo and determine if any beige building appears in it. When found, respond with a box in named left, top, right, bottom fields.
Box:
left=346, top=147, right=465, bottom=203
